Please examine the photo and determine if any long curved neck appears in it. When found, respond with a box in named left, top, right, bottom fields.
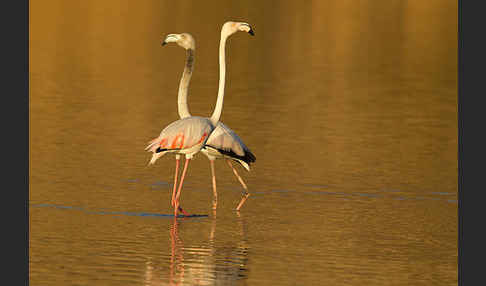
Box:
left=209, top=31, right=229, bottom=125
left=178, top=48, right=194, bottom=119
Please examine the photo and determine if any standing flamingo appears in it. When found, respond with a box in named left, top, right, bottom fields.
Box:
left=162, top=26, right=255, bottom=211
left=146, top=21, right=254, bottom=216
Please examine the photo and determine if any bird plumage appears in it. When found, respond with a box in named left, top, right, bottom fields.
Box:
left=202, top=122, right=255, bottom=171
left=146, top=116, right=214, bottom=165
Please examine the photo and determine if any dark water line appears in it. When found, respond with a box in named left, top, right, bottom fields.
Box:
left=30, top=203, right=208, bottom=218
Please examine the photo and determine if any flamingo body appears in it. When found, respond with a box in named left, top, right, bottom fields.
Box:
left=146, top=116, right=214, bottom=164
left=202, top=122, right=255, bottom=171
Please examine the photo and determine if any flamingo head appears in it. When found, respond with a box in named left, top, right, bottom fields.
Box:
left=162, top=33, right=195, bottom=50
left=221, top=21, right=255, bottom=37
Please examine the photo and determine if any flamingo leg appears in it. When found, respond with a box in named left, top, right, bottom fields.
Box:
left=210, top=160, right=218, bottom=210
left=174, top=158, right=190, bottom=217
left=226, top=159, right=250, bottom=211
left=171, top=157, right=180, bottom=207
left=170, top=157, right=190, bottom=216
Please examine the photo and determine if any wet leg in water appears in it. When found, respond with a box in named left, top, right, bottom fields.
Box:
left=171, top=155, right=189, bottom=216
left=226, top=159, right=250, bottom=211
left=174, top=158, right=191, bottom=217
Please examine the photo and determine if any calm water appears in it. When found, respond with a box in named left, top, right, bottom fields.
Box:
left=30, top=0, right=457, bottom=285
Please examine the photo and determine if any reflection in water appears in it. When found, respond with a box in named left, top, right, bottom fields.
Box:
left=143, top=213, right=248, bottom=286
left=168, top=219, right=184, bottom=285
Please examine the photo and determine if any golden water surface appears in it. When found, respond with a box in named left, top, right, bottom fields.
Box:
left=30, top=1, right=457, bottom=285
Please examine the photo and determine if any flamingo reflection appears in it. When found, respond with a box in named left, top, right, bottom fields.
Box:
left=143, top=213, right=248, bottom=285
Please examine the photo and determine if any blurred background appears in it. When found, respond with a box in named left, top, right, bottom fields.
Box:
left=30, top=0, right=457, bottom=285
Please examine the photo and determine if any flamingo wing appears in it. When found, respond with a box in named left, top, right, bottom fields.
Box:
left=146, top=116, right=213, bottom=154
left=204, top=122, right=256, bottom=167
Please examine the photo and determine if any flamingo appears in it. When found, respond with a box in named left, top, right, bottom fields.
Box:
left=146, top=21, right=254, bottom=217
left=162, top=26, right=255, bottom=211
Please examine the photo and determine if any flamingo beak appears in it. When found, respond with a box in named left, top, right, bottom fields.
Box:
left=248, top=28, right=255, bottom=36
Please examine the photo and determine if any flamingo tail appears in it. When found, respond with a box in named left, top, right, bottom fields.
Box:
left=145, top=137, right=166, bottom=166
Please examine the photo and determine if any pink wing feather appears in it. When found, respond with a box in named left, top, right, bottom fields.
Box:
left=146, top=116, right=214, bottom=164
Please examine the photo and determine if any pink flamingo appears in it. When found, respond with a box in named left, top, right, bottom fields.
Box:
left=162, top=26, right=255, bottom=211
left=146, top=21, right=254, bottom=217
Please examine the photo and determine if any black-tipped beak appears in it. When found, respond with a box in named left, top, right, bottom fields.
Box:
left=248, top=28, right=255, bottom=36
left=161, top=41, right=167, bottom=46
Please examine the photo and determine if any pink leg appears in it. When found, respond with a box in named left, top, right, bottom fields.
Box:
left=171, top=158, right=180, bottom=207
left=170, top=158, right=189, bottom=216
left=210, top=160, right=218, bottom=209
left=226, top=160, right=250, bottom=211
left=174, top=158, right=190, bottom=217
